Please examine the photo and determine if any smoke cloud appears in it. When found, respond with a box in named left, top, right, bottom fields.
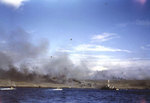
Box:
left=0, top=28, right=150, bottom=82
left=92, top=60, right=150, bottom=80
left=0, top=28, right=48, bottom=69
left=0, top=28, right=91, bottom=82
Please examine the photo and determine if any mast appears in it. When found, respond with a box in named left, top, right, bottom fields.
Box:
left=107, top=80, right=110, bottom=87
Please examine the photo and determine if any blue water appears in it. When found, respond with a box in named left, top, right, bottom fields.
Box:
left=0, top=88, right=150, bottom=103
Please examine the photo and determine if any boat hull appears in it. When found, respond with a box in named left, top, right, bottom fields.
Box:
left=0, top=88, right=16, bottom=91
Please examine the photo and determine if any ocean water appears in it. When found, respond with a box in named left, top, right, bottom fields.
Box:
left=0, top=88, right=150, bottom=103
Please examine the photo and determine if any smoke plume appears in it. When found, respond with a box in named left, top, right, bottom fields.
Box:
left=0, top=28, right=150, bottom=82
left=0, top=28, right=91, bottom=82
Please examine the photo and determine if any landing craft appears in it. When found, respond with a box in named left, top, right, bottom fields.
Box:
left=0, top=81, right=16, bottom=91
left=0, top=87, right=16, bottom=91
left=101, top=80, right=119, bottom=90
left=52, top=87, right=63, bottom=91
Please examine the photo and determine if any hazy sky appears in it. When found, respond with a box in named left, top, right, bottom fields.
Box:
left=0, top=0, right=150, bottom=71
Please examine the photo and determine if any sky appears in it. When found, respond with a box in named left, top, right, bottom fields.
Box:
left=0, top=0, right=150, bottom=72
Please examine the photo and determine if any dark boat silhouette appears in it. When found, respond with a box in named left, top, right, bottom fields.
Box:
left=101, top=80, right=119, bottom=90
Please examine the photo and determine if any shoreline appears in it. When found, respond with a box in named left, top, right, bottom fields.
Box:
left=0, top=86, right=149, bottom=90
left=0, top=87, right=150, bottom=90
left=0, top=79, right=150, bottom=90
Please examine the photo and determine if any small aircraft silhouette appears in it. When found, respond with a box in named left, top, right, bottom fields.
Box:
left=104, top=2, right=108, bottom=6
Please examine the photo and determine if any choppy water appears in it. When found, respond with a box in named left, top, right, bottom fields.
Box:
left=0, top=88, right=150, bottom=103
